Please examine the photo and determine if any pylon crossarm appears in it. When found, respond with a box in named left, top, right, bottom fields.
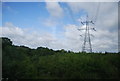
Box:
left=78, top=15, right=95, bottom=53
left=79, top=34, right=85, bottom=37
left=78, top=28, right=86, bottom=31
left=90, top=28, right=96, bottom=31
left=90, top=21, right=94, bottom=24
left=80, top=35, right=82, bottom=37
left=81, top=21, right=86, bottom=25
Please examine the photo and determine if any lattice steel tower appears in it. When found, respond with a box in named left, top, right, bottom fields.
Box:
left=78, top=15, right=96, bottom=53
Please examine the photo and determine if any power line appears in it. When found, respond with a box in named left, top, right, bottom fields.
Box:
left=60, top=2, right=100, bottom=52
left=93, top=2, right=101, bottom=23
left=78, top=3, right=100, bottom=53
left=59, top=2, right=76, bottom=24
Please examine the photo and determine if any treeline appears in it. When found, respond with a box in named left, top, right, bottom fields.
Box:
left=1, top=37, right=120, bottom=79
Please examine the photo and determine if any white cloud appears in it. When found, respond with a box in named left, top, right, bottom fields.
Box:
left=91, top=30, right=118, bottom=52
left=0, top=21, right=118, bottom=52
left=0, top=22, right=56, bottom=48
left=67, top=2, right=118, bottom=26
left=45, top=2, right=64, bottom=18
left=43, top=18, right=58, bottom=27
left=1, top=2, right=118, bottom=52
left=63, top=25, right=118, bottom=52
left=0, top=22, right=82, bottom=52
left=64, top=24, right=80, bottom=39
left=65, top=2, right=118, bottom=52
left=67, top=2, right=97, bottom=20
left=63, top=25, right=82, bottom=52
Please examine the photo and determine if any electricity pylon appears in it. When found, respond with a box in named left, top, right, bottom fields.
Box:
left=78, top=15, right=96, bottom=53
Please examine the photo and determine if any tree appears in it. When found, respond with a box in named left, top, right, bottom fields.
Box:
left=1, top=37, right=12, bottom=49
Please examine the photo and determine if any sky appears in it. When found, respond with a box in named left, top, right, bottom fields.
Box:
left=0, top=2, right=118, bottom=52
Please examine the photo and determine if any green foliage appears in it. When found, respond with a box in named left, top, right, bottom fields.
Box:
left=1, top=37, right=12, bottom=49
left=2, top=37, right=120, bottom=79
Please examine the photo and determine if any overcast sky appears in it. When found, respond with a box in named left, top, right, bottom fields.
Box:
left=0, top=2, right=118, bottom=52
